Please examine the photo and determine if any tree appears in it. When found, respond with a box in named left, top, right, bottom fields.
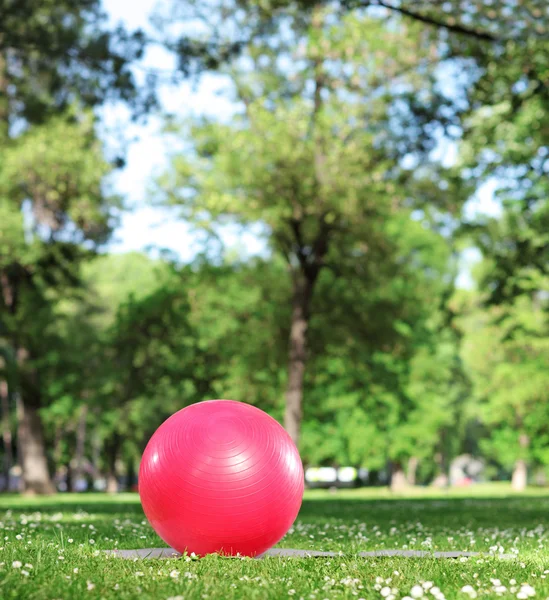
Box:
left=451, top=6, right=549, bottom=489
left=0, top=112, right=120, bottom=493
left=0, top=0, right=154, bottom=127
left=245, top=1, right=548, bottom=42
left=0, top=0, right=157, bottom=494
left=399, top=317, right=470, bottom=487
left=295, top=212, right=460, bottom=487
left=156, top=3, right=459, bottom=447
left=32, top=252, right=169, bottom=492
left=91, top=256, right=290, bottom=488
left=459, top=238, right=549, bottom=491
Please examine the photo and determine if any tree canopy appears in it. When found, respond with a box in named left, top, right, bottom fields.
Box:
left=1, top=0, right=549, bottom=494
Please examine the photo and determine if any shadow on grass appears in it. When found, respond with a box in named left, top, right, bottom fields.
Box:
left=2, top=492, right=549, bottom=530
left=0, top=493, right=143, bottom=515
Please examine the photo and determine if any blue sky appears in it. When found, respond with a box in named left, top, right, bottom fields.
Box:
left=100, top=0, right=498, bottom=284
left=101, top=0, right=265, bottom=260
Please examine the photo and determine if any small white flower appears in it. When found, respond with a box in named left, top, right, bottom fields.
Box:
left=12, top=561, right=22, bottom=569
left=518, top=584, right=536, bottom=598
left=135, top=571, right=144, bottom=577
left=288, top=590, right=296, bottom=596
left=24, top=564, right=33, bottom=569
left=423, top=582, right=434, bottom=590
left=381, top=587, right=391, bottom=597
left=15, top=534, right=22, bottom=540
left=494, top=586, right=507, bottom=593
left=21, top=570, right=29, bottom=577
left=169, top=570, right=179, bottom=579
left=411, top=585, right=424, bottom=598
left=461, top=586, right=475, bottom=594
left=87, top=582, right=95, bottom=591
left=73, top=568, right=79, bottom=574
left=58, top=555, right=64, bottom=561
left=68, top=539, right=74, bottom=543
left=89, top=539, right=95, bottom=545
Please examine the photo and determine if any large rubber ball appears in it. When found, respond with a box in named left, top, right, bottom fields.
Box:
left=139, top=400, right=304, bottom=557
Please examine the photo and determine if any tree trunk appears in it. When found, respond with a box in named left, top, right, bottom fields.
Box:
left=2, top=266, right=55, bottom=495
left=106, top=433, right=121, bottom=494
left=283, top=7, right=330, bottom=447
left=0, top=50, right=9, bottom=138
left=106, top=473, right=118, bottom=494
left=284, top=274, right=314, bottom=447
left=52, top=425, right=64, bottom=466
left=0, top=379, right=14, bottom=491
left=127, top=457, right=136, bottom=491
left=512, top=433, right=529, bottom=492
left=407, top=456, right=419, bottom=486
left=431, top=450, right=449, bottom=487
left=534, top=467, right=547, bottom=487
left=91, top=427, right=102, bottom=480
left=390, top=461, right=408, bottom=493
left=16, top=395, right=55, bottom=495
left=512, top=459, right=528, bottom=491
left=71, top=404, right=88, bottom=490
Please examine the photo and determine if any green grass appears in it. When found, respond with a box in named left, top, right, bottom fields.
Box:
left=1, top=485, right=549, bottom=599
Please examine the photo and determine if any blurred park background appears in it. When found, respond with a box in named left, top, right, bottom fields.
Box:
left=1, top=0, right=548, bottom=498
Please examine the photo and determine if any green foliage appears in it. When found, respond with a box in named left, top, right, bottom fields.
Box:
left=453, top=9, right=549, bottom=475
left=156, top=6, right=463, bottom=458
left=5, top=0, right=549, bottom=490
left=1, top=112, right=117, bottom=243
left=0, top=0, right=159, bottom=491
left=252, top=0, right=548, bottom=41
left=0, top=0, right=152, bottom=123
left=460, top=286, right=549, bottom=469
left=298, top=217, right=463, bottom=469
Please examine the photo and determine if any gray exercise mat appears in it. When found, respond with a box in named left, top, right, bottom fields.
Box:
left=105, top=548, right=514, bottom=560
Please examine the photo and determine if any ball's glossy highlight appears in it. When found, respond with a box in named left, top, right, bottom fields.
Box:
left=138, top=400, right=304, bottom=557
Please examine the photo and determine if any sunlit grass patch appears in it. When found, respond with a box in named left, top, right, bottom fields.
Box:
left=2, top=485, right=549, bottom=599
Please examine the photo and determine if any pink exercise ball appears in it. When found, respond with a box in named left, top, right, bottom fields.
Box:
left=139, top=400, right=304, bottom=557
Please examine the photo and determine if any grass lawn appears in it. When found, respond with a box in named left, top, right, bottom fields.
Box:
left=1, top=485, right=549, bottom=599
